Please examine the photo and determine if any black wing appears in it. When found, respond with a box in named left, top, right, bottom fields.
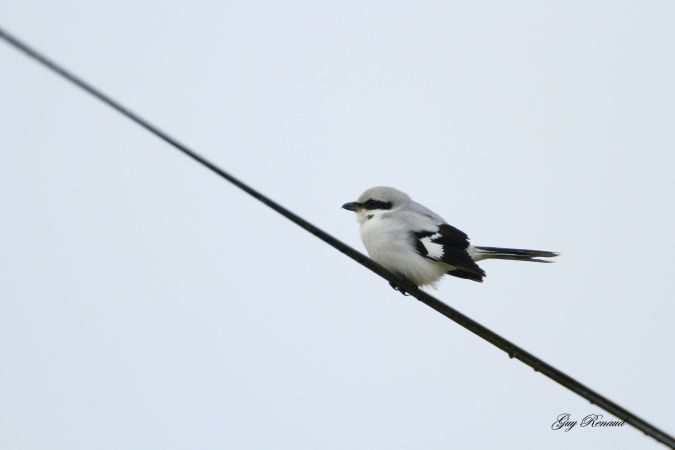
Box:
left=413, top=223, right=486, bottom=282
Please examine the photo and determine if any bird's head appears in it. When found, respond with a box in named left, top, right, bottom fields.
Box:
left=342, top=186, right=411, bottom=224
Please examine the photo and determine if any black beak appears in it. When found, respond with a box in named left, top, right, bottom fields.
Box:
left=342, top=201, right=362, bottom=211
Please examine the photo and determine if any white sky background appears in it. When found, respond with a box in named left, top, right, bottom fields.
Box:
left=1, top=1, right=674, bottom=449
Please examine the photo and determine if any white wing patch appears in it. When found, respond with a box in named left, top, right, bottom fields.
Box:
left=420, top=234, right=444, bottom=259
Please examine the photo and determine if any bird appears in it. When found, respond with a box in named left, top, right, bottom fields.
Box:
left=342, top=186, right=558, bottom=293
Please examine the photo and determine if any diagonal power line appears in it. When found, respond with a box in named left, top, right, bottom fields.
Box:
left=1, top=27, right=673, bottom=449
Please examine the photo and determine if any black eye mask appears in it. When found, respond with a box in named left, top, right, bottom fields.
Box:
left=362, top=199, right=393, bottom=210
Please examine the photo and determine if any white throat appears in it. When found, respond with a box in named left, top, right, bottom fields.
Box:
left=356, top=208, right=393, bottom=226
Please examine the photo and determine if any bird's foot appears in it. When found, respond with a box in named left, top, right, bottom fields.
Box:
left=389, top=281, right=410, bottom=296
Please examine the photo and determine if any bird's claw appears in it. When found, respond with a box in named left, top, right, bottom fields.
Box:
left=389, top=281, right=410, bottom=296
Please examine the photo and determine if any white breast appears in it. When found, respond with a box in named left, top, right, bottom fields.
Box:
left=359, top=214, right=448, bottom=287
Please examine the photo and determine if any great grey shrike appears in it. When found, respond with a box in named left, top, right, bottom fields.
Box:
left=342, top=186, right=558, bottom=292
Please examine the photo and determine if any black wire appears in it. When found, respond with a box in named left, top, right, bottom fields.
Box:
left=1, top=26, right=673, bottom=449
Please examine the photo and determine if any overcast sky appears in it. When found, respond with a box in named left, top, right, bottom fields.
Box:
left=1, top=1, right=674, bottom=449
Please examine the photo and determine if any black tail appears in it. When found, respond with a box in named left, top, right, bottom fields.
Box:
left=474, top=246, right=559, bottom=263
